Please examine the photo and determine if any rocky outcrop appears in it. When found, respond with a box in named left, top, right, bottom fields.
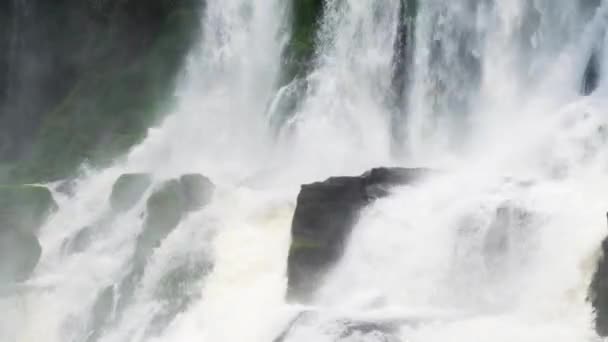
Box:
left=583, top=50, right=600, bottom=96
left=273, top=311, right=402, bottom=342
left=390, top=0, right=417, bottom=151
left=0, top=0, right=203, bottom=183
left=85, top=173, right=215, bottom=341
left=0, top=185, right=56, bottom=283
left=109, top=173, right=152, bottom=212
left=0, top=229, right=42, bottom=283
left=136, top=174, right=214, bottom=261
left=287, top=167, right=429, bottom=302
left=64, top=173, right=152, bottom=253
left=145, top=257, right=212, bottom=337
left=178, top=174, right=215, bottom=212
left=0, top=184, right=57, bottom=234
left=591, top=213, right=608, bottom=336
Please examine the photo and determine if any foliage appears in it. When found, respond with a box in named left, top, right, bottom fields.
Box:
left=4, top=0, right=203, bottom=182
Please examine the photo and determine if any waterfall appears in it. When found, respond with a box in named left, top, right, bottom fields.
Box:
left=4, top=0, right=608, bottom=341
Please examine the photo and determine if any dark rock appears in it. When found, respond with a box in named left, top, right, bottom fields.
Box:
left=63, top=225, right=95, bottom=254
left=109, top=174, right=214, bottom=322
left=0, top=185, right=58, bottom=234
left=287, top=167, right=429, bottom=302
left=0, top=229, right=42, bottom=283
left=136, top=174, right=214, bottom=262
left=86, top=285, right=116, bottom=342
left=144, top=257, right=212, bottom=337
left=127, top=173, right=213, bottom=265
left=1, top=0, right=204, bottom=183
left=136, top=179, right=187, bottom=262
left=583, top=50, right=600, bottom=96
left=90, top=172, right=214, bottom=341
left=109, top=173, right=152, bottom=212
left=179, top=174, right=214, bottom=212
left=274, top=311, right=401, bottom=342
left=55, top=179, right=78, bottom=197
left=390, top=0, right=417, bottom=153
left=591, top=213, right=608, bottom=336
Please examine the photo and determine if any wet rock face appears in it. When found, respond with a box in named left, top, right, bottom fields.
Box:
left=145, top=256, right=212, bottom=337
left=582, top=51, right=600, bottom=96
left=591, top=215, right=608, bottom=336
left=274, top=311, right=401, bottom=342
left=0, top=229, right=42, bottom=283
left=287, top=167, right=429, bottom=302
left=178, top=173, right=215, bottom=211
left=0, top=0, right=204, bottom=183
left=0, top=185, right=56, bottom=283
left=0, top=185, right=58, bottom=234
left=84, top=173, right=215, bottom=341
left=109, top=173, right=152, bottom=212
left=135, top=173, right=215, bottom=263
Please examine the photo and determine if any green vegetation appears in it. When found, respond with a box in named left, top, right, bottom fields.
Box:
left=280, top=0, right=325, bottom=86
left=4, top=0, right=203, bottom=183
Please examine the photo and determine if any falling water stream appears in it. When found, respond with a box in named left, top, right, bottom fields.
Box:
left=4, top=0, right=608, bottom=341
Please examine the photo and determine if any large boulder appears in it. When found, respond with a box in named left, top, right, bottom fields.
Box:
left=178, top=173, right=215, bottom=211
left=109, top=173, right=152, bottom=212
left=138, top=179, right=188, bottom=257
left=138, top=173, right=215, bottom=255
left=287, top=167, right=428, bottom=301
left=84, top=174, right=215, bottom=342
left=0, top=185, right=55, bottom=283
left=0, top=229, right=42, bottom=283
left=0, top=185, right=58, bottom=234
left=86, top=173, right=215, bottom=342
left=591, top=213, right=608, bottom=336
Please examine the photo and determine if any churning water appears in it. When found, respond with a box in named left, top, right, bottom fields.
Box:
left=5, top=0, right=608, bottom=341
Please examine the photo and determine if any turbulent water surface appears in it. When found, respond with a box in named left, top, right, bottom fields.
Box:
left=4, top=0, right=608, bottom=341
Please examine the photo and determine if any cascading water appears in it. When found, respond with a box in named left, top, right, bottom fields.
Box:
left=4, top=0, right=608, bottom=341
left=274, top=0, right=402, bottom=181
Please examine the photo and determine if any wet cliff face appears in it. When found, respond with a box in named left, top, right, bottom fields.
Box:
left=0, top=0, right=203, bottom=182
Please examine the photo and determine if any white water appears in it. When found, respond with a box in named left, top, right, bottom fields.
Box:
left=4, top=0, right=608, bottom=341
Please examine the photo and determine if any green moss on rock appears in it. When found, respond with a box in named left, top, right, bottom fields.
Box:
left=290, top=237, right=324, bottom=251
left=280, top=0, right=325, bottom=85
